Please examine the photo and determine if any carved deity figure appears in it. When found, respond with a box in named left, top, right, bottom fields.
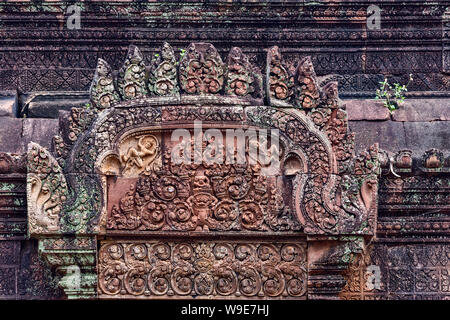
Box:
left=188, top=175, right=219, bottom=231
left=121, top=136, right=158, bottom=173
left=149, top=42, right=179, bottom=96
left=320, top=79, right=339, bottom=109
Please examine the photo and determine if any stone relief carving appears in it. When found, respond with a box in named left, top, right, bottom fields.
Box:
left=1, top=2, right=447, bottom=96
left=179, top=42, right=225, bottom=95
left=38, top=237, right=97, bottom=299
left=23, top=42, right=383, bottom=300
left=266, top=46, right=293, bottom=106
left=293, top=56, right=320, bottom=110
left=90, top=58, right=120, bottom=110
left=98, top=134, right=161, bottom=178
left=106, top=133, right=297, bottom=232
left=26, top=42, right=380, bottom=238
left=422, top=148, right=444, bottom=170
left=27, top=143, right=68, bottom=236
left=118, top=45, right=148, bottom=100
left=225, top=47, right=263, bottom=99
left=98, top=241, right=307, bottom=299
left=118, top=134, right=161, bottom=177
left=340, top=244, right=450, bottom=300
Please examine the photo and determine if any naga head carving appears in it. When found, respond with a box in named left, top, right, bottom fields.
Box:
left=27, top=143, right=68, bottom=236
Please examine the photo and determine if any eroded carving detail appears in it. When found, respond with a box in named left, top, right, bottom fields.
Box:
left=119, top=134, right=161, bottom=177
left=266, top=46, right=293, bottom=106
left=340, top=244, right=450, bottom=300
left=148, top=42, right=179, bottom=96
left=107, top=134, right=298, bottom=232
left=246, top=107, right=379, bottom=235
left=90, top=58, right=120, bottom=110
left=179, top=43, right=225, bottom=95
left=225, top=47, right=263, bottom=99
left=22, top=42, right=387, bottom=301
left=118, top=45, right=148, bottom=100
left=423, top=148, right=444, bottom=170
left=293, top=56, right=320, bottom=109
left=38, top=237, right=97, bottom=299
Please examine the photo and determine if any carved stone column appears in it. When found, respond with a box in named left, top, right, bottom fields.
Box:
left=38, top=237, right=97, bottom=299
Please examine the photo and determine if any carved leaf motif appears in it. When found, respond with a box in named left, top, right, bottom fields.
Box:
left=293, top=56, right=320, bottom=109
left=90, top=58, right=121, bottom=110
left=266, top=46, right=293, bottom=106
left=107, top=134, right=298, bottom=233
left=225, top=47, right=263, bottom=98
left=148, top=42, right=179, bottom=96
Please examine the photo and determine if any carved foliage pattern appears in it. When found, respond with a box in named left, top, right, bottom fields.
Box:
left=107, top=136, right=298, bottom=232
left=179, top=43, right=225, bottom=95
left=293, top=56, right=320, bottom=109
left=90, top=58, right=120, bottom=110
left=245, top=107, right=378, bottom=235
left=148, top=42, right=179, bottom=96
left=341, top=244, right=450, bottom=300
left=26, top=43, right=379, bottom=238
left=225, top=47, right=263, bottom=99
left=98, top=241, right=307, bottom=299
left=266, top=46, right=293, bottom=104
left=27, top=143, right=68, bottom=235
left=118, top=45, right=148, bottom=100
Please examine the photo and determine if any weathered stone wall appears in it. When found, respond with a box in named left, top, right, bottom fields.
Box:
left=0, top=1, right=449, bottom=301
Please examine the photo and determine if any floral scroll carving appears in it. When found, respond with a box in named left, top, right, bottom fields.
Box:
left=98, top=241, right=307, bottom=299
left=30, top=42, right=379, bottom=238
left=225, top=47, right=263, bottom=99
left=25, top=41, right=381, bottom=300
left=107, top=135, right=298, bottom=232
left=148, top=42, right=179, bottom=96
left=26, top=43, right=381, bottom=239
left=293, top=56, right=320, bottom=109
left=245, top=107, right=379, bottom=235
left=118, top=45, right=148, bottom=100
left=266, top=46, right=293, bottom=106
left=90, top=59, right=120, bottom=110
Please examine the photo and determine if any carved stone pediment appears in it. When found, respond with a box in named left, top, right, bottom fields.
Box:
left=26, top=42, right=379, bottom=299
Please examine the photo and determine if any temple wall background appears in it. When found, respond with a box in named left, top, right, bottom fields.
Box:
left=0, top=1, right=448, bottom=300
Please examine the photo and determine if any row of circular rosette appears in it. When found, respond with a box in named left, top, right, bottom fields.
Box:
left=99, top=243, right=306, bottom=297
